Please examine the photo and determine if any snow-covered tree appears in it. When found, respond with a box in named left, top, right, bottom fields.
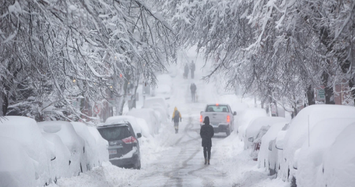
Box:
left=0, top=0, right=176, bottom=122
left=158, top=0, right=355, bottom=112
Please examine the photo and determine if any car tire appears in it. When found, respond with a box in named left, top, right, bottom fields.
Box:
left=134, top=160, right=141, bottom=170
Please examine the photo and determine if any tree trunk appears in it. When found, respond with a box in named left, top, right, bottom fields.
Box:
left=116, top=77, right=129, bottom=115
left=321, top=72, right=334, bottom=104
left=129, top=79, right=140, bottom=110
left=306, top=85, right=315, bottom=105
left=349, top=78, right=355, bottom=106
left=1, top=93, right=8, bottom=116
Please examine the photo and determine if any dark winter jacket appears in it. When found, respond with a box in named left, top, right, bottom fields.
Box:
left=200, top=116, right=214, bottom=147
left=190, top=83, right=197, bottom=93
left=190, top=62, right=195, bottom=71
left=184, top=64, right=189, bottom=73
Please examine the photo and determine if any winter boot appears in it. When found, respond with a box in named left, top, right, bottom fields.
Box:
left=208, top=160, right=210, bottom=165
left=204, top=158, right=207, bottom=165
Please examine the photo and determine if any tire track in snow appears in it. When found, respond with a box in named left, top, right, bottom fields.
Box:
left=162, top=116, right=200, bottom=186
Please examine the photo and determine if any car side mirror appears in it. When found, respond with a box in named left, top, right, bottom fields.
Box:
left=268, top=140, right=275, bottom=151
left=200, top=111, right=203, bottom=114
left=137, top=133, right=142, bottom=138
left=233, top=111, right=237, bottom=116
left=275, top=139, right=283, bottom=150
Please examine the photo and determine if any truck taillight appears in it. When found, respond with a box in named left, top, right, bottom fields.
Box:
left=200, top=115, right=203, bottom=123
left=227, top=115, right=230, bottom=123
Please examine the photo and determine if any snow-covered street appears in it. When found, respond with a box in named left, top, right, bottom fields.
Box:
left=48, top=50, right=288, bottom=187
left=2, top=1, right=355, bottom=187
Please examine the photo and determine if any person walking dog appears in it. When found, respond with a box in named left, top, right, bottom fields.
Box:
left=200, top=116, right=214, bottom=165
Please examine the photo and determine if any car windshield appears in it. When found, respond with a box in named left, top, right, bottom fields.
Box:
left=98, top=126, right=131, bottom=141
left=206, top=105, right=229, bottom=112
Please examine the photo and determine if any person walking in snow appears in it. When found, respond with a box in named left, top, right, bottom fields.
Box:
left=200, top=116, right=214, bottom=165
left=190, top=83, right=197, bottom=102
left=183, top=63, right=189, bottom=79
left=190, top=60, right=196, bottom=79
left=172, top=107, right=182, bottom=133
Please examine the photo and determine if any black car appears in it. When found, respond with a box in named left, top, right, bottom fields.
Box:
left=97, top=122, right=142, bottom=169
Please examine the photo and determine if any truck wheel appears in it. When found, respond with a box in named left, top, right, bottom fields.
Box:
left=226, top=128, right=231, bottom=136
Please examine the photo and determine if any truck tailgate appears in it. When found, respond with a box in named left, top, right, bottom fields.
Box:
left=204, top=112, right=228, bottom=125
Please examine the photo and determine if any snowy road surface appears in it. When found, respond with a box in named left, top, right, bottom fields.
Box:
left=133, top=116, right=229, bottom=187
left=51, top=51, right=288, bottom=187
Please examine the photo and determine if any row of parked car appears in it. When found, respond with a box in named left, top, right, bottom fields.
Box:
left=0, top=95, right=170, bottom=187
left=0, top=116, right=109, bottom=187
left=239, top=105, right=355, bottom=187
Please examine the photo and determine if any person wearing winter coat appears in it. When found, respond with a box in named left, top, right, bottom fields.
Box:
left=200, top=116, right=214, bottom=165
left=172, top=107, right=182, bottom=133
left=190, top=83, right=197, bottom=102
left=190, top=61, right=195, bottom=79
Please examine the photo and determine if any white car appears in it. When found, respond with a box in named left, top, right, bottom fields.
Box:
left=295, top=118, right=355, bottom=187
left=244, top=116, right=289, bottom=150
left=236, top=108, right=268, bottom=140
left=0, top=116, right=51, bottom=186
left=0, top=136, right=36, bottom=187
left=275, top=105, right=355, bottom=183
left=258, top=122, right=289, bottom=175
left=323, top=123, right=355, bottom=187
left=143, top=97, right=170, bottom=123
left=38, top=121, right=86, bottom=176
left=41, top=131, right=71, bottom=179
left=86, top=126, right=109, bottom=165
left=71, top=122, right=103, bottom=170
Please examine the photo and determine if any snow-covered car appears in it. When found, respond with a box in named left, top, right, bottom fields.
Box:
left=248, top=117, right=289, bottom=161
left=294, top=118, right=355, bottom=187
left=41, top=131, right=71, bottom=180
left=258, top=122, right=289, bottom=175
left=106, top=115, right=143, bottom=137
left=86, top=126, right=109, bottom=165
left=275, top=105, right=355, bottom=183
left=38, top=121, right=86, bottom=176
left=97, top=121, right=142, bottom=169
left=144, top=97, right=169, bottom=112
left=236, top=108, right=267, bottom=140
left=200, top=104, right=236, bottom=136
left=126, top=108, right=160, bottom=135
left=244, top=116, right=289, bottom=150
left=322, top=123, right=355, bottom=187
left=0, top=136, right=36, bottom=187
left=0, top=116, right=52, bottom=186
left=71, top=122, right=103, bottom=170
left=143, top=97, right=170, bottom=123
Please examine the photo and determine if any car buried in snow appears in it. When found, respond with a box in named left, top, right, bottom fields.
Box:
left=275, top=105, right=355, bottom=184
left=97, top=121, right=142, bottom=169
left=200, top=104, right=236, bottom=136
